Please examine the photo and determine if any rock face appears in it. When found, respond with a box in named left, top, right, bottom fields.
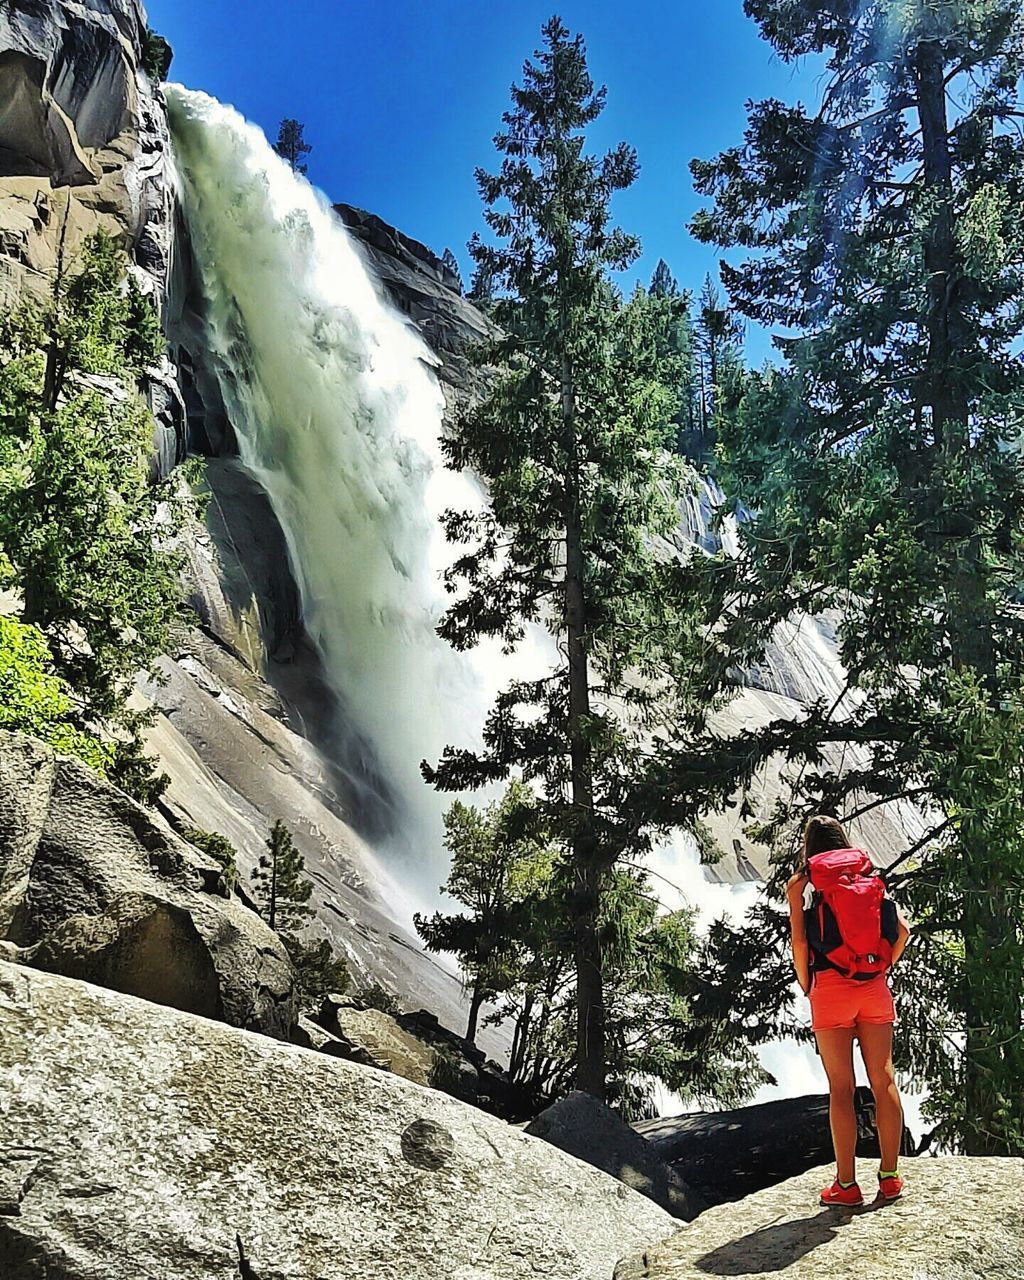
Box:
left=0, top=729, right=294, bottom=1037
left=335, top=202, right=491, bottom=410
left=0, top=0, right=172, bottom=297
left=0, top=0, right=185, bottom=471
left=613, top=1157, right=1024, bottom=1280
left=0, top=961, right=676, bottom=1279
left=526, top=1091, right=706, bottom=1222
left=634, top=1089, right=914, bottom=1208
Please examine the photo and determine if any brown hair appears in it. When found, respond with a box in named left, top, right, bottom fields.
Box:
left=799, top=814, right=852, bottom=869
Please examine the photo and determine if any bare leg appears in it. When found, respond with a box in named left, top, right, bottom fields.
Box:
left=815, top=1026, right=858, bottom=1184
left=858, top=1021, right=903, bottom=1173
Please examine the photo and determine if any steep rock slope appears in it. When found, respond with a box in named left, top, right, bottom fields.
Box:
left=0, top=961, right=676, bottom=1280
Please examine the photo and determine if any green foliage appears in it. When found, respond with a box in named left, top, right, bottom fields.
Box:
left=181, top=826, right=239, bottom=895
left=626, top=280, right=701, bottom=457
left=693, top=274, right=742, bottom=440
left=0, top=614, right=111, bottom=770
left=250, top=819, right=313, bottom=934
left=427, top=1041, right=467, bottom=1096
left=274, top=119, right=312, bottom=175
left=415, top=781, right=560, bottom=1042
left=0, top=231, right=184, bottom=802
left=678, top=0, right=1024, bottom=1153
left=282, top=934, right=350, bottom=1012
left=141, top=28, right=173, bottom=81
left=600, top=876, right=771, bottom=1118
left=417, top=787, right=767, bottom=1112
left=244, top=818, right=346, bottom=1010
left=359, top=982, right=401, bottom=1017
left=466, top=260, right=495, bottom=308
left=429, top=17, right=741, bottom=1100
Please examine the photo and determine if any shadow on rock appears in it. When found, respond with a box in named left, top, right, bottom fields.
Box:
left=694, top=1204, right=882, bottom=1275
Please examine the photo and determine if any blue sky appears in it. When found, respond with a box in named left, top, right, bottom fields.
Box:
left=146, top=0, right=821, bottom=358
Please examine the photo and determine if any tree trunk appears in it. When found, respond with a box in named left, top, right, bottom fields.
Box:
left=561, top=348, right=604, bottom=1100
left=268, top=849, right=278, bottom=933
left=510, top=989, right=534, bottom=1084
left=914, top=35, right=1006, bottom=1156
left=708, top=340, right=718, bottom=423
left=465, top=982, right=485, bottom=1044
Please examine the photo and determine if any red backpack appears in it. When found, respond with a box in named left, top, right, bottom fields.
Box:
left=805, top=848, right=898, bottom=981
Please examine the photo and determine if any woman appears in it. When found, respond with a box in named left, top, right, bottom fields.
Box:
left=787, top=814, right=912, bottom=1207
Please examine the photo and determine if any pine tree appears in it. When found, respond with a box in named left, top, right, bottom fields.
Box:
left=466, top=258, right=495, bottom=308
left=649, top=258, right=679, bottom=298
left=251, top=819, right=313, bottom=934
left=694, top=275, right=742, bottom=433
left=636, top=276, right=701, bottom=455
left=441, top=247, right=464, bottom=293
left=274, top=118, right=312, bottom=175
left=426, top=18, right=736, bottom=1100
left=415, top=782, right=556, bottom=1042
left=685, top=0, right=1024, bottom=1154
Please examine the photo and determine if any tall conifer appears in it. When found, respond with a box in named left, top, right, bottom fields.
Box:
left=427, top=18, right=732, bottom=1098
left=686, top=0, right=1024, bottom=1153
left=274, top=119, right=312, bottom=174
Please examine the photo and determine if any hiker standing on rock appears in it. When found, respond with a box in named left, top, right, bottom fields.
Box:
left=787, top=814, right=912, bottom=1208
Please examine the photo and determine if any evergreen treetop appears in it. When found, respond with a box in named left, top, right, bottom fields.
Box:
left=649, top=258, right=679, bottom=298
left=274, top=118, right=312, bottom=175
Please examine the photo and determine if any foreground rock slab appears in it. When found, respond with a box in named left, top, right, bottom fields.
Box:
left=614, top=1156, right=1023, bottom=1280
left=0, top=962, right=674, bottom=1279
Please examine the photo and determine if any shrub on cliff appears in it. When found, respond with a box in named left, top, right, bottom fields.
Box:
left=181, top=826, right=239, bottom=895
left=0, top=231, right=184, bottom=803
left=0, top=614, right=111, bottom=772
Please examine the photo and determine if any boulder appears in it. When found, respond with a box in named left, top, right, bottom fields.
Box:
left=526, top=1091, right=706, bottom=1221
left=322, top=1000, right=438, bottom=1084
left=0, top=961, right=676, bottom=1279
left=0, top=729, right=294, bottom=1037
left=290, top=1011, right=373, bottom=1061
left=635, top=1089, right=915, bottom=1208
left=613, top=1156, right=1023, bottom=1280
left=313, top=997, right=535, bottom=1115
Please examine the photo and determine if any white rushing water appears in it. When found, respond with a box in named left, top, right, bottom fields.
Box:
left=166, top=87, right=551, bottom=896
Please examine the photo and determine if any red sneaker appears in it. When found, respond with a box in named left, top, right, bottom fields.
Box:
left=877, top=1172, right=904, bottom=1201
left=820, top=1179, right=864, bottom=1207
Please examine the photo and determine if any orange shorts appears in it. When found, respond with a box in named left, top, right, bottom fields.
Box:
left=809, top=968, right=896, bottom=1031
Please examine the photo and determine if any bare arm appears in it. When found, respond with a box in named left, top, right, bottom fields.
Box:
left=786, top=872, right=812, bottom=996
left=890, top=903, right=912, bottom=965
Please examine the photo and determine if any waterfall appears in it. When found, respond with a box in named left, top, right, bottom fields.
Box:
left=166, top=86, right=534, bottom=891
left=164, top=88, right=923, bottom=1136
